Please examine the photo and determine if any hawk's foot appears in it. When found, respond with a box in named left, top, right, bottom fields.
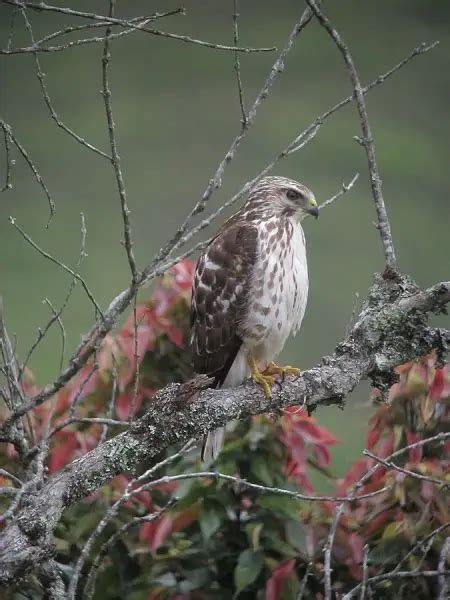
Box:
left=248, top=356, right=275, bottom=398
left=263, top=361, right=301, bottom=380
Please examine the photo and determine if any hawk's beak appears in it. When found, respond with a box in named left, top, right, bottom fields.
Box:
left=307, top=197, right=319, bottom=219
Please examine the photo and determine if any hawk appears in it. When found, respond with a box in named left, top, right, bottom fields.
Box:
left=190, top=176, right=318, bottom=462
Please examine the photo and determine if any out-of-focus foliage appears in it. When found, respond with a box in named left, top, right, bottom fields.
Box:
left=1, top=262, right=448, bottom=599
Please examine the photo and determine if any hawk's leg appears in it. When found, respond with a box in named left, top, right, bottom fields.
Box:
left=248, top=355, right=275, bottom=398
left=263, top=361, right=301, bottom=381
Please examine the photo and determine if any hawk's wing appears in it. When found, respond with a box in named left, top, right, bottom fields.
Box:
left=190, top=222, right=258, bottom=387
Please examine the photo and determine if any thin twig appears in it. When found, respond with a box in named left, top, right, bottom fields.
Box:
left=438, top=537, right=450, bottom=600
left=364, top=448, right=447, bottom=488
left=83, top=500, right=176, bottom=600
left=152, top=4, right=316, bottom=268
left=1, top=13, right=183, bottom=55
left=324, top=503, right=343, bottom=599
left=129, top=296, right=141, bottom=421
left=306, top=0, right=396, bottom=267
left=9, top=217, right=102, bottom=318
left=0, top=120, right=55, bottom=225
left=20, top=9, right=111, bottom=160
left=319, top=174, right=359, bottom=211
left=0, top=122, right=13, bottom=191
left=99, top=356, right=118, bottom=444
left=1, top=1, right=276, bottom=53
left=68, top=442, right=193, bottom=599
left=19, top=213, right=88, bottom=378
left=101, top=2, right=138, bottom=281
left=360, top=545, right=369, bottom=600
left=160, top=40, right=437, bottom=265
left=232, top=0, right=247, bottom=126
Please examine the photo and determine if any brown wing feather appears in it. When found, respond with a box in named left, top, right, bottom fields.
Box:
left=190, top=222, right=258, bottom=387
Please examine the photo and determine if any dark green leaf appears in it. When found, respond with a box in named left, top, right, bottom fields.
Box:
left=234, top=549, right=264, bottom=593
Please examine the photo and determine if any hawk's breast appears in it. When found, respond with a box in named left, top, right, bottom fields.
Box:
left=241, top=216, right=308, bottom=362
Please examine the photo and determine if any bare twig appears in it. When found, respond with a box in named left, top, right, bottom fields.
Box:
left=42, top=298, right=66, bottom=374
left=319, top=174, right=359, bottom=211
left=152, top=4, right=316, bottom=267
left=232, top=0, right=247, bottom=126
left=9, top=217, right=103, bottom=318
left=324, top=503, right=343, bottom=599
left=438, top=537, right=450, bottom=600
left=360, top=545, right=370, bottom=600
left=83, top=500, right=176, bottom=600
left=99, top=357, right=118, bottom=444
left=343, top=570, right=450, bottom=599
left=101, top=2, right=138, bottom=281
left=19, top=213, right=88, bottom=378
left=19, top=9, right=111, bottom=160
left=1, top=8, right=185, bottom=52
left=364, top=448, right=447, bottom=488
left=68, top=441, right=193, bottom=599
left=160, top=40, right=437, bottom=264
left=1, top=1, right=276, bottom=53
left=0, top=122, right=13, bottom=191
left=0, top=120, right=55, bottom=225
left=306, top=0, right=396, bottom=267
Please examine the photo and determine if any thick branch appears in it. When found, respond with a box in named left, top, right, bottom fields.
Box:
left=0, top=274, right=448, bottom=585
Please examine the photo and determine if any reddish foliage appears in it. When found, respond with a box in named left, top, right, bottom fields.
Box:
left=265, top=559, right=296, bottom=600
left=279, top=407, right=338, bottom=493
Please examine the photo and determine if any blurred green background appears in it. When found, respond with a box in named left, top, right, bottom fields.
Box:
left=1, top=0, right=449, bottom=478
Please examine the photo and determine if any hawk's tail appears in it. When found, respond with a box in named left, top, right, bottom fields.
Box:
left=201, top=427, right=226, bottom=463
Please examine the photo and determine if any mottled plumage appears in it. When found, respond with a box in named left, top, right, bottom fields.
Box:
left=190, top=176, right=318, bottom=461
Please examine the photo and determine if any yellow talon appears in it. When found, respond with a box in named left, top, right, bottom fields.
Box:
left=263, top=361, right=301, bottom=378
left=248, top=355, right=275, bottom=398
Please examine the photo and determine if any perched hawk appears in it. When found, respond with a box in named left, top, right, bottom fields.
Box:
left=190, top=176, right=318, bottom=461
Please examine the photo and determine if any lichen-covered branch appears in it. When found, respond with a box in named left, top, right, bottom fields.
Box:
left=0, top=273, right=448, bottom=586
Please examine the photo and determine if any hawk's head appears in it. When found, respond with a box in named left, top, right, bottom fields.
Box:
left=248, top=176, right=318, bottom=221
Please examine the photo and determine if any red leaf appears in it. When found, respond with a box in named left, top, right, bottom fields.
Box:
left=265, top=559, right=296, bottom=600
left=48, top=431, right=79, bottom=473
left=406, top=431, right=423, bottom=463
left=430, top=369, right=445, bottom=401
left=115, top=392, right=143, bottom=421
left=139, top=515, right=173, bottom=553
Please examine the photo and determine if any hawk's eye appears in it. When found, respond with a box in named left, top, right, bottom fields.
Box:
left=286, top=188, right=301, bottom=201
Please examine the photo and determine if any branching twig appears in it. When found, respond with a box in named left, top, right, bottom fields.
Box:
left=20, top=9, right=110, bottom=160
left=364, top=448, right=447, bottom=488
left=101, top=1, right=138, bottom=281
left=152, top=4, right=316, bottom=267
left=0, top=120, right=55, bottom=225
left=1, top=9, right=185, bottom=54
left=19, top=213, right=88, bottom=378
left=232, top=0, right=247, bottom=126
left=9, top=217, right=103, bottom=318
left=306, top=0, right=396, bottom=267
left=1, top=1, right=276, bottom=53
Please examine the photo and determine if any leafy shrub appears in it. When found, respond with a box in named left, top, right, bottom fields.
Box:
left=1, top=260, right=448, bottom=599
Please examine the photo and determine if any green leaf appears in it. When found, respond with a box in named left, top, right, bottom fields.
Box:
left=200, top=506, right=222, bottom=541
left=234, top=549, right=263, bottom=594
left=251, top=454, right=274, bottom=485
left=285, top=520, right=308, bottom=555
left=258, top=495, right=300, bottom=519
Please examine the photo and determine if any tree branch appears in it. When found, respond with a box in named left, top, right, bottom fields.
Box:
left=0, top=273, right=448, bottom=585
left=306, top=0, right=397, bottom=268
